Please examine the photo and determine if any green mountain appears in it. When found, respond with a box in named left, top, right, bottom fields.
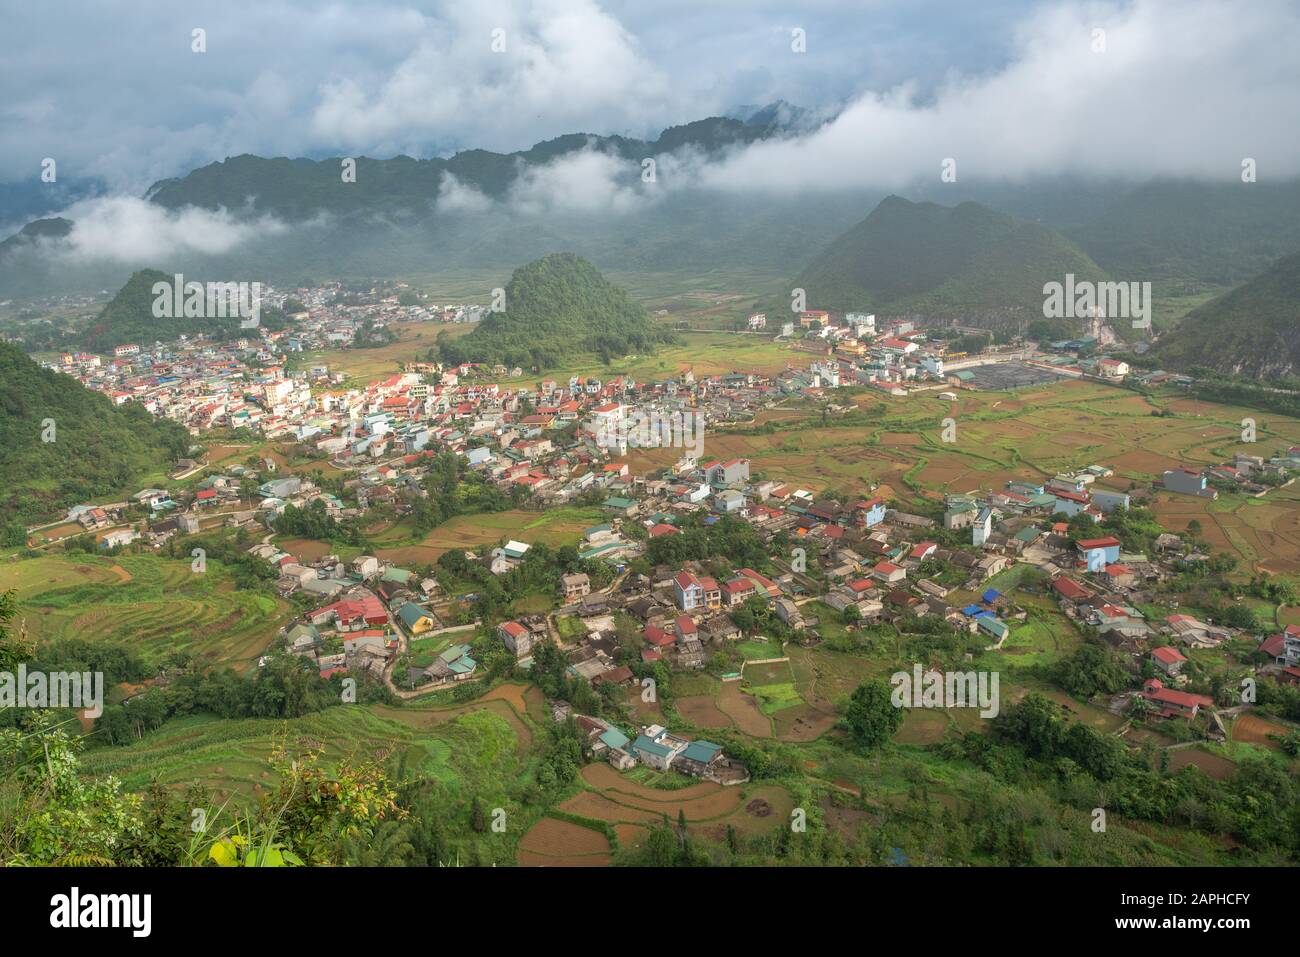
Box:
left=1068, top=180, right=1300, bottom=287
left=439, top=253, right=672, bottom=370
left=0, top=341, right=191, bottom=533
left=82, top=269, right=288, bottom=353
left=786, top=196, right=1110, bottom=326
left=0, top=217, right=72, bottom=259
left=144, top=115, right=786, bottom=219
left=1155, top=251, right=1300, bottom=379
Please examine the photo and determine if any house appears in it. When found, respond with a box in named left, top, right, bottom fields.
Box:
left=1052, top=575, right=1093, bottom=606
left=699, top=576, right=722, bottom=610
left=102, top=528, right=138, bottom=549
left=630, top=734, right=683, bottom=771
left=1151, top=646, right=1188, bottom=677
left=774, top=597, right=804, bottom=629
left=673, top=571, right=704, bottom=611
left=309, top=594, right=388, bottom=631
left=909, top=542, right=938, bottom=562
left=352, top=555, right=380, bottom=579
left=1163, top=468, right=1216, bottom=498
left=872, top=561, right=906, bottom=584
left=706, top=458, right=750, bottom=487
left=721, top=577, right=757, bottom=607
left=630, top=726, right=690, bottom=771
left=1077, top=536, right=1122, bottom=567
left=674, top=740, right=724, bottom=778
left=560, top=573, right=591, bottom=600
left=1261, top=625, right=1300, bottom=666
left=397, top=602, right=436, bottom=635
left=1141, top=678, right=1213, bottom=718
left=854, top=498, right=887, bottom=528
left=498, top=620, right=533, bottom=658
left=977, top=616, right=1009, bottom=642
left=343, top=629, right=387, bottom=655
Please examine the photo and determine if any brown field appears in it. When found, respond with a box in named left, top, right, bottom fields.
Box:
left=1167, top=747, right=1237, bottom=780
left=717, top=683, right=773, bottom=737
left=517, top=817, right=611, bottom=859
left=1231, top=713, right=1293, bottom=750
left=613, top=823, right=650, bottom=850
left=893, top=708, right=950, bottom=745
left=773, top=704, right=837, bottom=742
left=479, top=682, right=540, bottom=715
left=580, top=762, right=722, bottom=801
left=591, top=785, right=743, bottom=819
left=699, top=786, right=796, bottom=840
left=559, top=791, right=665, bottom=825
left=675, top=695, right=732, bottom=729
left=373, top=508, right=592, bottom=565
left=624, top=686, right=665, bottom=724
left=1151, top=486, right=1300, bottom=576
left=276, top=538, right=335, bottom=562
left=819, top=796, right=872, bottom=842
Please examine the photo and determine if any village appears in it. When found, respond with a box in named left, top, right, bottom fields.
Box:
left=24, top=291, right=1300, bottom=786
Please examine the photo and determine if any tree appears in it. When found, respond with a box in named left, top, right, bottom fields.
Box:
left=844, top=679, right=904, bottom=752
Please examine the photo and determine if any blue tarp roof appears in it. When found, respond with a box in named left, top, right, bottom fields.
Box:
left=982, top=588, right=1002, bottom=602
left=961, top=604, right=983, bottom=616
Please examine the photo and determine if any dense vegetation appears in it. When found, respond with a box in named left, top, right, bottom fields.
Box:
left=0, top=341, right=191, bottom=531
left=79, top=268, right=290, bottom=353
left=1156, top=249, right=1300, bottom=378
left=438, top=253, right=675, bottom=370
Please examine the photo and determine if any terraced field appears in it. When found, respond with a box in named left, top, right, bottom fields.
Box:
left=0, top=553, right=293, bottom=669
left=80, top=706, right=462, bottom=802
left=543, top=760, right=793, bottom=863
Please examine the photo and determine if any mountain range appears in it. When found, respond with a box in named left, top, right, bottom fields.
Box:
left=3, top=104, right=1300, bottom=380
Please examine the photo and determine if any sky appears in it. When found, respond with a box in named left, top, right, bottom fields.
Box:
left=2, top=0, right=1299, bottom=254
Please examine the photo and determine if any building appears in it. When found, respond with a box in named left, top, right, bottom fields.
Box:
left=673, top=571, right=704, bottom=611
left=1163, top=468, right=1216, bottom=499
left=498, top=620, right=533, bottom=658
left=1141, top=678, right=1213, bottom=718
left=397, top=602, right=436, bottom=635
left=560, top=573, right=591, bottom=600
left=1077, top=536, right=1122, bottom=567
left=1151, top=646, right=1188, bottom=677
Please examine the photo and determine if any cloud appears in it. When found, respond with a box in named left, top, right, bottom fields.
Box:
left=2, top=0, right=1297, bottom=216
left=52, top=196, right=286, bottom=265
left=435, top=174, right=495, bottom=214
left=310, top=0, right=674, bottom=155
left=697, top=0, right=1300, bottom=192
left=505, top=147, right=651, bottom=215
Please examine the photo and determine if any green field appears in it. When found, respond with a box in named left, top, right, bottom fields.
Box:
left=0, top=553, right=292, bottom=670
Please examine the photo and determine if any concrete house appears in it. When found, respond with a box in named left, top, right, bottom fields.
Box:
left=498, top=620, right=533, bottom=658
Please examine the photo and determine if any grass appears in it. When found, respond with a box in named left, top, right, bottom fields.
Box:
left=751, top=682, right=804, bottom=715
